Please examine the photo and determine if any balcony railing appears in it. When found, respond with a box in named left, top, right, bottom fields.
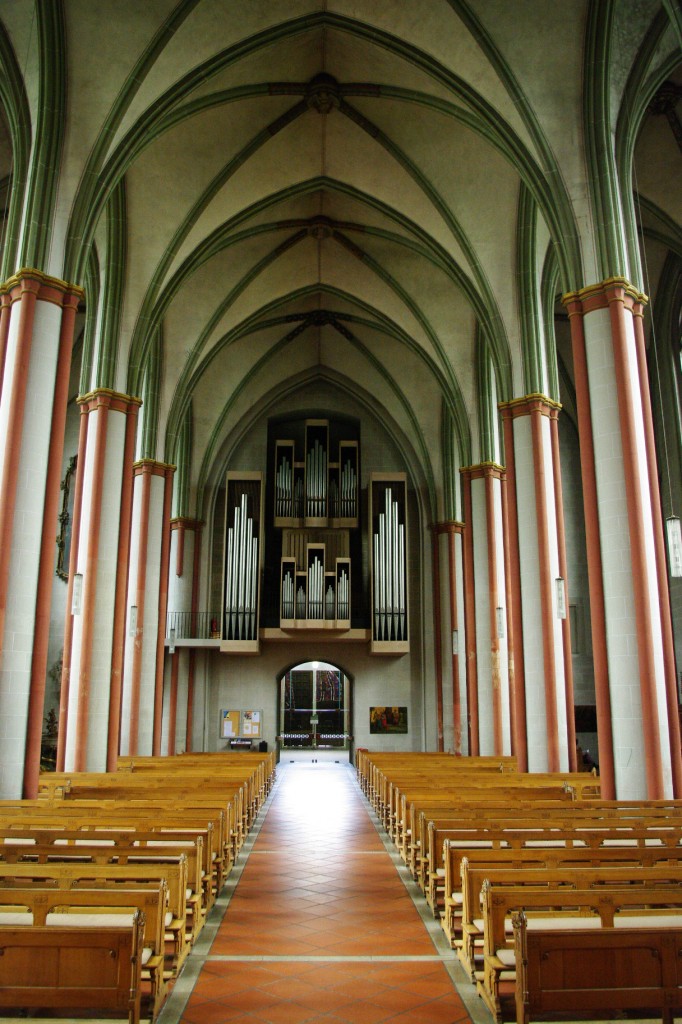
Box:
left=166, top=611, right=221, bottom=641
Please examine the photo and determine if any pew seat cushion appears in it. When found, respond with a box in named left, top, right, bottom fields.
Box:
left=0, top=911, right=32, bottom=925
left=47, top=912, right=154, bottom=965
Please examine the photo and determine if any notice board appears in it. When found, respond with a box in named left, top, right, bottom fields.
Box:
left=220, top=709, right=262, bottom=739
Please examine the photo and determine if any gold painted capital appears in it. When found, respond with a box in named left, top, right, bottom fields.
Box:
left=1, top=267, right=84, bottom=305
left=133, top=459, right=176, bottom=478
left=562, top=276, right=648, bottom=312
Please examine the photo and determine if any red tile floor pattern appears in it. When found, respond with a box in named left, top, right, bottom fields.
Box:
left=169, top=762, right=475, bottom=1024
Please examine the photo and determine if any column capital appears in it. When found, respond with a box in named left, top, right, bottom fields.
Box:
left=78, top=389, right=142, bottom=415
left=430, top=520, right=464, bottom=535
left=170, top=517, right=203, bottom=532
left=1, top=268, right=84, bottom=307
left=459, top=461, right=505, bottom=481
left=498, top=393, right=561, bottom=419
left=561, top=277, right=648, bottom=315
left=133, top=459, right=175, bottom=479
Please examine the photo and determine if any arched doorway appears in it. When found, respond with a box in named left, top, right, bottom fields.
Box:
left=277, top=661, right=352, bottom=760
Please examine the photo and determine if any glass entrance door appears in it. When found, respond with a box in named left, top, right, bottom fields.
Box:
left=279, top=661, right=350, bottom=750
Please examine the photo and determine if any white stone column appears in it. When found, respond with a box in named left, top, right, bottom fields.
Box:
left=0, top=271, right=82, bottom=797
left=120, top=460, right=174, bottom=756
left=433, top=522, right=467, bottom=754
left=566, top=279, right=680, bottom=798
left=461, top=464, right=511, bottom=756
left=162, top=518, right=201, bottom=753
left=61, top=390, right=140, bottom=772
left=500, top=396, right=574, bottom=774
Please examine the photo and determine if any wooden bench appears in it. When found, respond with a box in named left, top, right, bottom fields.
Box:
left=458, top=860, right=682, bottom=980
left=441, top=841, right=682, bottom=949
left=0, top=855, right=192, bottom=971
left=424, top=813, right=682, bottom=914
left=0, top=914, right=144, bottom=1024
left=480, top=883, right=682, bottom=1021
left=0, top=882, right=168, bottom=1019
left=0, top=806, right=223, bottom=905
left=416, top=798, right=682, bottom=890
left=512, top=913, right=682, bottom=1024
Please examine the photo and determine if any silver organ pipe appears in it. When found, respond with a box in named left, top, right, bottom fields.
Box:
left=296, top=583, right=306, bottom=619
left=373, top=488, right=406, bottom=641
left=341, top=458, right=356, bottom=518
left=307, top=553, right=324, bottom=620
left=337, top=566, right=349, bottom=621
left=294, top=475, right=304, bottom=519
left=276, top=455, right=293, bottom=518
left=306, top=439, right=327, bottom=518
left=224, top=493, right=259, bottom=641
left=325, top=583, right=335, bottom=620
left=281, top=567, right=295, bottom=620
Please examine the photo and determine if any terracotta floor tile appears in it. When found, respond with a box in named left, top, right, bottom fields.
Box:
left=165, top=764, right=474, bottom=1024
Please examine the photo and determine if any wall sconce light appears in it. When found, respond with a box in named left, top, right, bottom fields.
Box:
left=496, top=606, right=505, bottom=639
left=452, top=629, right=459, bottom=655
left=667, top=516, right=682, bottom=577
left=169, top=627, right=176, bottom=654
left=128, top=605, right=138, bottom=637
left=555, top=577, right=567, bottom=619
left=71, top=573, right=83, bottom=615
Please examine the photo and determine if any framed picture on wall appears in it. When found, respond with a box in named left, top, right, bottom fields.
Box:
left=369, top=706, right=408, bottom=734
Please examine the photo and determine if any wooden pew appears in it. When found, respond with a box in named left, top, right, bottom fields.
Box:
left=0, top=856, right=192, bottom=971
left=480, top=883, right=682, bottom=1022
left=0, top=803, right=230, bottom=886
left=0, top=914, right=144, bottom=1024
left=458, top=860, right=682, bottom=981
left=441, top=842, right=682, bottom=949
left=418, top=800, right=682, bottom=893
left=0, top=882, right=168, bottom=1019
left=512, top=912, right=682, bottom=1024
left=0, top=832, right=206, bottom=937
left=423, top=810, right=682, bottom=913
left=37, top=778, right=247, bottom=860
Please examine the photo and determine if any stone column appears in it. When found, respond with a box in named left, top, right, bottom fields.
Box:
left=432, top=521, right=467, bottom=754
left=564, top=278, right=681, bottom=797
left=120, top=460, right=174, bottom=757
left=460, top=464, right=511, bottom=756
left=0, top=270, right=82, bottom=797
left=499, top=396, right=575, bottom=774
left=163, top=518, right=202, bottom=754
left=60, top=390, right=141, bottom=773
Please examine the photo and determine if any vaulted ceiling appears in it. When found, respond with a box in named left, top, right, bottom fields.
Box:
left=0, top=1, right=680, bottom=520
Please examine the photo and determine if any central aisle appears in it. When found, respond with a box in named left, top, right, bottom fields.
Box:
left=161, top=761, right=482, bottom=1024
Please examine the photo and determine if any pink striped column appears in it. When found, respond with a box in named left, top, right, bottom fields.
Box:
left=165, top=517, right=202, bottom=755
left=563, top=292, right=616, bottom=797
left=61, top=390, right=141, bottom=773
left=566, top=278, right=674, bottom=797
left=0, top=270, right=83, bottom=797
left=498, top=396, right=570, bottom=773
left=120, top=460, right=175, bottom=757
left=23, top=286, right=81, bottom=796
left=460, top=463, right=511, bottom=756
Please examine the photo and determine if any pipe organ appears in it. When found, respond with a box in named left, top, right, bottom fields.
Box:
left=279, top=547, right=351, bottom=630
left=218, top=419, right=409, bottom=651
left=370, top=474, right=409, bottom=653
left=221, top=473, right=262, bottom=652
left=274, top=421, right=358, bottom=528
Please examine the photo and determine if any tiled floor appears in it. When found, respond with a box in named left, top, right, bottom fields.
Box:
left=159, top=761, right=487, bottom=1024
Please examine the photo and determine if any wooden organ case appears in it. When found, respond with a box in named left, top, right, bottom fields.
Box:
left=369, top=473, right=409, bottom=654
left=220, top=419, right=409, bottom=653
left=274, top=419, right=356, bottom=633
left=221, top=472, right=263, bottom=653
